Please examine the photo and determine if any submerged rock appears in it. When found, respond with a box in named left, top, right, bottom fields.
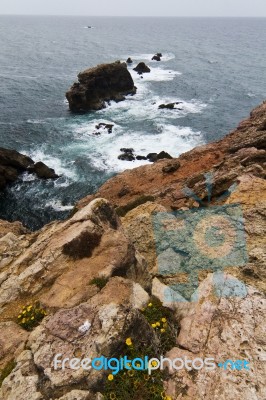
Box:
left=66, top=61, right=136, bottom=112
left=158, top=102, right=183, bottom=109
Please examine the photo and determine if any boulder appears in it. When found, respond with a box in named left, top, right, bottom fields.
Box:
left=126, top=57, right=133, bottom=64
left=0, top=148, right=58, bottom=190
left=32, top=161, right=59, bottom=179
left=152, top=53, right=162, bottom=61
left=133, top=62, right=151, bottom=74
left=66, top=62, right=136, bottom=112
left=118, top=148, right=135, bottom=161
left=147, top=151, right=173, bottom=162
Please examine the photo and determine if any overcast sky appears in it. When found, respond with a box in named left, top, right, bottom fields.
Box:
left=0, top=0, right=265, bottom=17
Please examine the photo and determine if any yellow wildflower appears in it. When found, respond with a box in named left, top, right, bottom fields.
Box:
left=22, top=318, right=26, bottom=324
left=31, top=317, right=34, bottom=320
left=156, top=322, right=161, bottom=327
left=148, top=303, right=152, bottom=307
left=161, top=318, right=167, bottom=323
left=151, top=360, right=158, bottom=367
left=151, top=323, right=157, bottom=328
left=161, top=328, right=166, bottom=333
left=107, top=374, right=114, bottom=381
left=125, top=337, right=132, bottom=346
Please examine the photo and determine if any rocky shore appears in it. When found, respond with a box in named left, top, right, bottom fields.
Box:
left=0, top=102, right=265, bottom=399
left=0, top=148, right=58, bottom=190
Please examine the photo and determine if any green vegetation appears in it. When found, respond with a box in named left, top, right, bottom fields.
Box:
left=89, top=277, right=109, bottom=290
left=103, top=298, right=179, bottom=400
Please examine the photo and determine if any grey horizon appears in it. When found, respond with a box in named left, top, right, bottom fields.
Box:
left=0, top=0, right=266, bottom=17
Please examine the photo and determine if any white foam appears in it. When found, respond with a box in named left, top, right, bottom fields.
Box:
left=79, top=125, right=202, bottom=173
left=21, top=172, right=37, bottom=182
left=129, top=66, right=181, bottom=82
left=22, top=148, right=78, bottom=180
left=45, top=200, right=74, bottom=212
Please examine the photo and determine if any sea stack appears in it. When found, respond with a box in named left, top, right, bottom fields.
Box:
left=66, top=61, right=136, bottom=112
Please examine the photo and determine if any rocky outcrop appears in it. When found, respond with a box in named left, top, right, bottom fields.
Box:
left=126, top=57, right=133, bottom=64
left=152, top=53, right=162, bottom=61
left=66, top=62, right=136, bottom=112
left=133, top=62, right=151, bottom=74
left=0, top=148, right=58, bottom=190
left=118, top=149, right=173, bottom=162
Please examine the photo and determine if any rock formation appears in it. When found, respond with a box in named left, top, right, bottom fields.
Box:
left=66, top=61, right=136, bottom=112
left=0, top=148, right=58, bottom=190
left=159, top=102, right=183, bottom=110
left=0, top=101, right=265, bottom=399
left=152, top=53, right=162, bottom=61
left=133, top=62, right=151, bottom=74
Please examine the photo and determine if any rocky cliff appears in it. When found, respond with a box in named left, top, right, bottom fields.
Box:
left=0, top=102, right=265, bottom=400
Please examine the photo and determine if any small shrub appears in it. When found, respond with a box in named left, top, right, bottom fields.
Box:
left=141, top=297, right=179, bottom=355
left=17, top=302, right=47, bottom=331
left=103, top=338, right=171, bottom=400
left=89, top=277, right=109, bottom=290
left=0, top=359, right=16, bottom=387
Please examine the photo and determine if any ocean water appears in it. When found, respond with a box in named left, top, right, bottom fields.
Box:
left=0, top=16, right=265, bottom=230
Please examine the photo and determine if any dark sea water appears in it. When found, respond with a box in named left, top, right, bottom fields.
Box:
left=0, top=16, right=265, bottom=230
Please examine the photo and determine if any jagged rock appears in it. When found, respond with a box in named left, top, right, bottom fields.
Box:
left=147, top=151, right=173, bottom=162
left=126, top=57, right=133, bottom=64
left=0, top=147, right=58, bottom=189
left=94, top=123, right=114, bottom=134
left=118, top=148, right=135, bottom=161
left=32, top=161, right=59, bottom=179
left=133, top=62, right=151, bottom=74
left=66, top=62, right=136, bottom=112
left=159, top=102, right=182, bottom=109
left=152, top=53, right=162, bottom=61
left=0, top=199, right=148, bottom=313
